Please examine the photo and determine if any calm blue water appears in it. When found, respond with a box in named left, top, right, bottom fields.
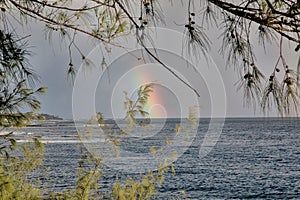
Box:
left=13, top=118, right=300, bottom=199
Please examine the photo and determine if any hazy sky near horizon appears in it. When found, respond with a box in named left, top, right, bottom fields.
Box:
left=13, top=1, right=299, bottom=119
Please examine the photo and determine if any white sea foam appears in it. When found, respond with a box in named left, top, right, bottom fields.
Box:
left=16, top=139, right=105, bottom=144
left=0, top=131, right=33, bottom=136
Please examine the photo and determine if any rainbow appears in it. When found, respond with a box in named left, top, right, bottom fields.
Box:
left=144, top=84, right=167, bottom=118
left=126, top=65, right=168, bottom=118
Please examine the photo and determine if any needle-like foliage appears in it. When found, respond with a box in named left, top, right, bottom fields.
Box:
left=0, top=30, right=46, bottom=128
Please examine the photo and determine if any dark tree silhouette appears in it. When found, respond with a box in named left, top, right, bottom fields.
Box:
left=0, top=30, right=46, bottom=128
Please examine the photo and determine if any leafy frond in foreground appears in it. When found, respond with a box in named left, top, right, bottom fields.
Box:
left=282, top=70, right=300, bottom=115
left=261, top=75, right=282, bottom=115
left=184, top=19, right=210, bottom=61
left=124, top=83, right=153, bottom=126
left=0, top=30, right=45, bottom=127
left=236, top=63, right=265, bottom=109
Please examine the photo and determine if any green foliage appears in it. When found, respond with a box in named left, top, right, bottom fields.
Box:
left=75, top=83, right=190, bottom=199
left=0, top=30, right=46, bottom=128
left=0, top=28, right=46, bottom=199
left=260, top=37, right=300, bottom=116
left=0, top=82, right=198, bottom=199
left=187, top=106, right=200, bottom=128
left=109, top=161, right=179, bottom=200
left=0, top=138, right=44, bottom=200
left=48, top=154, right=103, bottom=200
left=124, top=84, right=153, bottom=128
left=73, top=156, right=102, bottom=200
left=111, top=173, right=156, bottom=200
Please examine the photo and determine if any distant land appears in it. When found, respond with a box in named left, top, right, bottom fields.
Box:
left=37, top=113, right=63, bottom=120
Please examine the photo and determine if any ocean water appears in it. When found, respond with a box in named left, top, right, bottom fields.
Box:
left=8, top=118, right=300, bottom=199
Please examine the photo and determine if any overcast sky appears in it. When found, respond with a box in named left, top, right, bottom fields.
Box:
left=15, top=2, right=299, bottom=119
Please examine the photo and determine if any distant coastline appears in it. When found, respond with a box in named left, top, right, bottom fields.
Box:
left=38, top=113, right=63, bottom=120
